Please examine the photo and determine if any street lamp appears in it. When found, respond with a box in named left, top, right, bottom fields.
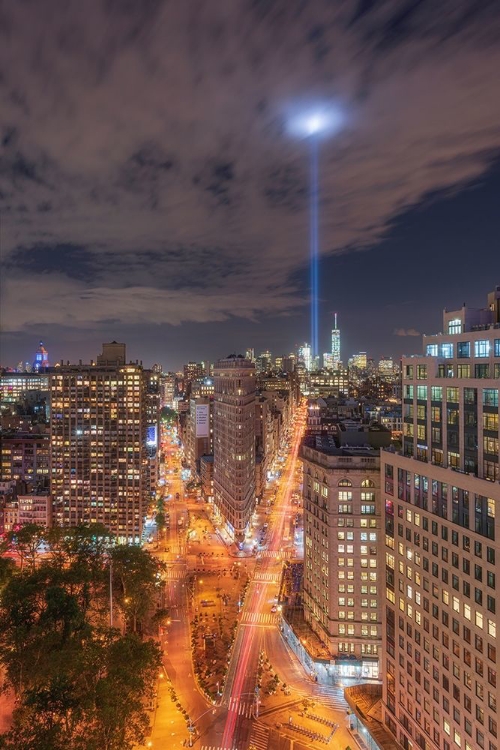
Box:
left=187, top=707, right=216, bottom=747
left=287, top=106, right=343, bottom=362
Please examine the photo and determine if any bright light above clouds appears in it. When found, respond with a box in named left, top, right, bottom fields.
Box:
left=286, top=106, right=345, bottom=140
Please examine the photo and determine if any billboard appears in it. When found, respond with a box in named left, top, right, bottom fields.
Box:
left=195, top=404, right=210, bottom=438
left=146, top=425, right=157, bottom=447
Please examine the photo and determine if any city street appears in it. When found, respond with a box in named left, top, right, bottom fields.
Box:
left=145, top=403, right=353, bottom=750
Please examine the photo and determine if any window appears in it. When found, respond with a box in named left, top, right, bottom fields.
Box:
left=475, top=364, right=491, bottom=378
left=484, top=412, right=499, bottom=431
left=417, top=385, right=428, bottom=400
left=483, top=388, right=499, bottom=407
left=448, top=318, right=462, bottom=334
left=338, top=491, right=352, bottom=501
left=440, top=343, right=454, bottom=358
left=475, top=340, right=491, bottom=358
left=338, top=479, right=352, bottom=487
left=427, top=344, right=438, bottom=356
left=464, top=388, right=476, bottom=404
left=495, top=339, right=500, bottom=356
left=458, top=341, right=471, bottom=358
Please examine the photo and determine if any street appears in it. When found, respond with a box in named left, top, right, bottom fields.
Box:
left=146, top=404, right=354, bottom=750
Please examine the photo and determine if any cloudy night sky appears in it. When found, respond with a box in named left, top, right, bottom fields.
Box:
left=1, top=0, right=499, bottom=370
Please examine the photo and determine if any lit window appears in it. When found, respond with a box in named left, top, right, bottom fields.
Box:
left=475, top=340, right=490, bottom=358
left=448, top=318, right=462, bottom=334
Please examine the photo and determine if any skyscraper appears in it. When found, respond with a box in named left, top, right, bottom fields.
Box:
left=213, top=355, right=256, bottom=544
left=331, top=313, right=341, bottom=367
left=381, top=287, right=500, bottom=750
left=50, top=343, right=153, bottom=542
left=298, top=343, right=312, bottom=372
left=33, top=341, right=50, bottom=370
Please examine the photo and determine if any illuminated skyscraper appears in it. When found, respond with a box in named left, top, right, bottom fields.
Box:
left=213, top=355, right=256, bottom=544
left=50, top=343, right=154, bottom=543
left=331, top=313, right=340, bottom=367
left=298, top=343, right=312, bottom=372
left=323, top=352, right=334, bottom=370
left=33, top=341, right=50, bottom=370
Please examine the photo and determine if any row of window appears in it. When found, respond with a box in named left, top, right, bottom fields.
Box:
left=421, top=339, right=500, bottom=360
left=405, top=385, right=499, bottom=404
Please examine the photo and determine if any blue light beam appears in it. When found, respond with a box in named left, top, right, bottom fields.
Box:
left=310, top=135, right=319, bottom=359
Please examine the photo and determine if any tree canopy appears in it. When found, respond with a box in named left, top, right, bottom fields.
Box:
left=0, top=526, right=162, bottom=750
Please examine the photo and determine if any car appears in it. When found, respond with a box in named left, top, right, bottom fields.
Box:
left=271, top=605, right=277, bottom=613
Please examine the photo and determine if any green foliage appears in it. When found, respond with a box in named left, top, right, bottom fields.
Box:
left=111, top=545, right=165, bottom=634
left=160, top=406, right=177, bottom=423
left=6, top=523, right=45, bottom=571
left=0, top=527, right=162, bottom=750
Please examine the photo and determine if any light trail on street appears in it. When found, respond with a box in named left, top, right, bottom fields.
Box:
left=221, top=401, right=307, bottom=749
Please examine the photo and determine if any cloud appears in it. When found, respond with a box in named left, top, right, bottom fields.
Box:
left=1, top=0, right=500, bottom=333
left=394, top=328, right=421, bottom=337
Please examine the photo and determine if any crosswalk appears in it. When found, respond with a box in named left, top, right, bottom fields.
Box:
left=256, top=550, right=281, bottom=559
left=240, top=611, right=278, bottom=626
left=163, top=567, right=186, bottom=580
left=248, top=722, right=269, bottom=750
left=312, top=684, right=349, bottom=711
left=253, top=572, right=279, bottom=583
left=200, top=746, right=239, bottom=750
left=226, top=696, right=255, bottom=718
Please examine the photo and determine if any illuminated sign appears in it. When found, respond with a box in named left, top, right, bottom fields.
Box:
left=146, top=425, right=157, bottom=447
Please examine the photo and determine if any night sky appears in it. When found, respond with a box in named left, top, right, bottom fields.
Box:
left=1, top=0, right=500, bottom=370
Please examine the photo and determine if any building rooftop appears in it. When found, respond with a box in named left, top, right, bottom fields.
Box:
left=302, top=434, right=378, bottom=456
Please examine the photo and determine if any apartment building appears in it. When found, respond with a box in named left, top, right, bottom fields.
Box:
left=382, top=287, right=500, bottom=750
left=213, top=355, right=256, bottom=543
left=301, top=434, right=382, bottom=680
left=50, top=344, right=154, bottom=542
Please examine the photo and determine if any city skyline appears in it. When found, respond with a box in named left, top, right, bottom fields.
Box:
left=1, top=2, right=500, bottom=368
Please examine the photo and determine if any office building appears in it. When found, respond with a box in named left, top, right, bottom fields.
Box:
left=160, top=372, right=177, bottom=409
left=184, top=361, right=206, bottom=383
left=379, top=357, right=395, bottom=377
left=350, top=352, right=368, bottom=370
left=332, top=313, right=341, bottom=367
left=301, top=434, right=382, bottom=680
left=50, top=343, right=153, bottom=542
left=323, top=352, right=334, bottom=370
left=184, top=396, right=213, bottom=477
left=381, top=287, right=500, bottom=750
left=213, top=355, right=256, bottom=543
left=298, top=343, right=313, bottom=372
left=33, top=341, right=50, bottom=370
left=0, top=371, right=50, bottom=419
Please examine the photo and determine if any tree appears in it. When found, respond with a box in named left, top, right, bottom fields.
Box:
left=6, top=524, right=45, bottom=571
left=0, top=529, right=162, bottom=750
left=160, top=406, right=177, bottom=423
left=0, top=548, right=15, bottom=593
left=155, top=511, right=166, bottom=540
left=89, top=634, right=161, bottom=750
left=111, top=546, right=164, bottom=634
